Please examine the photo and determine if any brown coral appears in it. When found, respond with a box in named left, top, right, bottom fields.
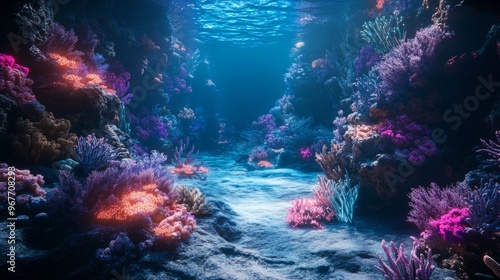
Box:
left=9, top=112, right=77, bottom=164
left=315, top=142, right=346, bottom=181
left=176, top=185, right=212, bottom=216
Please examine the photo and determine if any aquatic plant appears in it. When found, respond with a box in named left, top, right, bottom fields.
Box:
left=407, top=182, right=468, bottom=231
left=477, top=130, right=500, bottom=166
left=428, top=207, right=469, bottom=241
left=73, top=134, right=119, bottom=175
left=360, top=14, right=406, bottom=55
left=286, top=197, right=334, bottom=229
left=313, top=174, right=359, bottom=223
left=0, top=53, right=36, bottom=106
left=375, top=237, right=434, bottom=280
left=466, top=180, right=500, bottom=234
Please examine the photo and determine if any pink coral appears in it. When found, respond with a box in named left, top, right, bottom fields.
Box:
left=428, top=207, right=469, bottom=241
left=286, top=197, right=334, bottom=229
left=0, top=53, right=36, bottom=105
left=153, top=204, right=196, bottom=245
left=0, top=163, right=45, bottom=211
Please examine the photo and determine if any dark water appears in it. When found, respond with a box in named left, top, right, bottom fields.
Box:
left=171, top=0, right=363, bottom=128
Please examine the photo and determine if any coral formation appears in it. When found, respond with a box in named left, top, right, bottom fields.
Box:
left=9, top=112, right=77, bottom=164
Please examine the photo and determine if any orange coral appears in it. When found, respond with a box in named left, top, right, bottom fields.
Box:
left=345, top=124, right=379, bottom=141
left=49, top=52, right=116, bottom=94
left=96, top=183, right=164, bottom=221
left=49, top=53, right=79, bottom=70
left=257, top=160, right=274, bottom=168
left=171, top=164, right=209, bottom=177
left=376, top=0, right=385, bottom=9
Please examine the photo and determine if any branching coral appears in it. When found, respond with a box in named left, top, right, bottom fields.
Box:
left=361, top=14, right=406, bottom=55
left=171, top=138, right=208, bottom=178
left=315, top=142, right=346, bottom=181
left=176, top=185, right=212, bottom=216
left=73, top=134, right=119, bottom=175
left=407, top=182, right=468, bottom=231
left=0, top=53, right=36, bottom=106
left=286, top=197, right=334, bottom=229
left=375, top=25, right=450, bottom=103
left=9, top=112, right=77, bottom=164
left=466, top=180, right=500, bottom=234
left=375, top=238, right=435, bottom=280
left=477, top=130, right=500, bottom=166
left=313, top=174, right=359, bottom=223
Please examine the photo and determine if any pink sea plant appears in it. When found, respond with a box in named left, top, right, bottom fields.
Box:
left=286, top=197, right=334, bottom=229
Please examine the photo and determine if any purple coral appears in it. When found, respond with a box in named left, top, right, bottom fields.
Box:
left=354, top=46, right=381, bottom=75
left=253, top=114, right=276, bottom=132
left=74, top=134, right=119, bottom=175
left=375, top=25, right=451, bottom=103
left=130, top=109, right=169, bottom=143
left=0, top=53, right=36, bottom=105
left=375, top=237, right=435, bottom=280
left=378, top=115, right=438, bottom=164
left=466, top=180, right=500, bottom=234
left=407, top=182, right=468, bottom=231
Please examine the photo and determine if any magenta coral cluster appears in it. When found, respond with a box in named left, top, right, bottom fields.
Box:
left=428, top=207, right=469, bottom=242
left=378, top=114, right=438, bottom=165
left=286, top=197, right=334, bottom=229
left=0, top=53, right=36, bottom=106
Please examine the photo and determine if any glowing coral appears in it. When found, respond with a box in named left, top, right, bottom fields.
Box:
left=96, top=184, right=164, bottom=221
left=0, top=53, right=36, bottom=106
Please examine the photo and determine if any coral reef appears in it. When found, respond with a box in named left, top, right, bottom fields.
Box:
left=313, top=174, right=359, bottom=223
left=375, top=238, right=435, bottom=280
left=73, top=134, right=119, bottom=175
left=0, top=163, right=46, bottom=216
left=176, top=185, right=212, bottom=216
left=9, top=112, right=77, bottom=164
left=0, top=53, right=36, bottom=106
left=286, top=197, right=334, bottom=229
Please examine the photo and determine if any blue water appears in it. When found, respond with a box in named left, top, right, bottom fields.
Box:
left=171, top=0, right=364, bottom=128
